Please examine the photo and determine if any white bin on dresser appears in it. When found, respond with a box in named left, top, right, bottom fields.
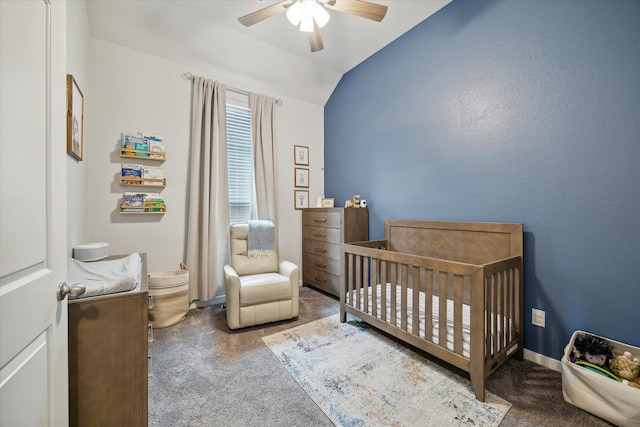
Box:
left=562, top=330, right=640, bottom=427
left=148, top=267, right=189, bottom=328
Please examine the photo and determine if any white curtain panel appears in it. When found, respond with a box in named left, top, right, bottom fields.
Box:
left=185, top=78, right=230, bottom=302
left=250, top=93, right=278, bottom=250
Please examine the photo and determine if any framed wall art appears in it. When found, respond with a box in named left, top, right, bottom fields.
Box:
left=294, top=145, right=309, bottom=166
left=294, top=190, right=309, bottom=209
left=66, top=74, right=84, bottom=161
left=322, top=198, right=335, bottom=208
left=294, top=168, right=309, bottom=188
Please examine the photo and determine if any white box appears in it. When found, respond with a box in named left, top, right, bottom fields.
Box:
left=562, top=330, right=640, bottom=426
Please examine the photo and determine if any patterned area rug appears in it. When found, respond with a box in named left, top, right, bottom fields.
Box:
left=262, top=314, right=511, bottom=427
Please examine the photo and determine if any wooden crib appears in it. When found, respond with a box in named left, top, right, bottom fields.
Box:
left=340, top=219, right=523, bottom=402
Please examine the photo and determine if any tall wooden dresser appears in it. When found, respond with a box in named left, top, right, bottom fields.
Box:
left=302, top=207, right=368, bottom=297
left=68, top=254, right=149, bottom=427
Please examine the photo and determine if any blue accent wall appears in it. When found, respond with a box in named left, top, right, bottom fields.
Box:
left=324, top=0, right=640, bottom=359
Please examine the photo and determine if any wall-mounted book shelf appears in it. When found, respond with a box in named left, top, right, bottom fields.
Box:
left=120, top=148, right=165, bottom=161
left=120, top=204, right=166, bottom=214
left=119, top=176, right=167, bottom=188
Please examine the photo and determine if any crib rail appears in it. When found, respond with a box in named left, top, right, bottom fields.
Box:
left=341, top=241, right=522, bottom=374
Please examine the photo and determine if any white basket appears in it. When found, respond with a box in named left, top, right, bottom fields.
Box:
left=148, top=269, right=189, bottom=328
left=562, top=330, right=640, bottom=426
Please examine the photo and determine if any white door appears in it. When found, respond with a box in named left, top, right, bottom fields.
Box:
left=0, top=1, right=69, bottom=425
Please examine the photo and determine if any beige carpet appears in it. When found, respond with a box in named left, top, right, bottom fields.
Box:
left=148, top=286, right=614, bottom=426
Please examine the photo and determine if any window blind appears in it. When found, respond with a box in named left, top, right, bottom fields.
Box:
left=226, top=93, right=253, bottom=224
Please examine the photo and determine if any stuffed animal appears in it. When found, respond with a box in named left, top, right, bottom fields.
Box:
left=572, top=333, right=614, bottom=367
left=609, top=351, right=640, bottom=389
left=345, top=195, right=361, bottom=208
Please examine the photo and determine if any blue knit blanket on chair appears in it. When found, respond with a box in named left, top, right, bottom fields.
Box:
left=248, top=220, right=275, bottom=258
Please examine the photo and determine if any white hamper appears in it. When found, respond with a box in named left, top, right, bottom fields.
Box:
left=148, top=268, right=189, bottom=328
left=562, top=330, right=640, bottom=427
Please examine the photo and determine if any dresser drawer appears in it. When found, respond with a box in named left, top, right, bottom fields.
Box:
left=303, top=266, right=340, bottom=296
left=303, top=239, right=340, bottom=260
left=303, top=225, right=341, bottom=243
left=304, top=253, right=341, bottom=275
left=303, top=211, right=341, bottom=228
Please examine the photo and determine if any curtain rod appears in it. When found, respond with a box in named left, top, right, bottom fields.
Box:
left=181, top=72, right=283, bottom=106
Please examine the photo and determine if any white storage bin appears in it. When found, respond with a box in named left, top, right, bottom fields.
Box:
left=148, top=268, right=189, bottom=328
left=562, top=330, right=640, bottom=426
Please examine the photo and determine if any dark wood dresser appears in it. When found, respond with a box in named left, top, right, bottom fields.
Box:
left=68, top=254, right=149, bottom=427
left=302, top=207, right=368, bottom=297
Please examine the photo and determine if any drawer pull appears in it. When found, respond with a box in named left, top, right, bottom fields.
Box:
left=314, top=233, right=327, bottom=238
left=313, top=218, right=327, bottom=223
left=314, top=261, right=327, bottom=268
left=313, top=247, right=327, bottom=253
left=314, top=275, right=327, bottom=283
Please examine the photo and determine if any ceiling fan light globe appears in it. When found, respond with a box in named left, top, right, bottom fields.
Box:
left=313, top=4, right=330, bottom=28
left=301, top=0, right=316, bottom=15
left=286, top=2, right=303, bottom=26
left=300, top=14, right=314, bottom=32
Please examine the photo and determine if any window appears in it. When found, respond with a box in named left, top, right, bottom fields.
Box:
left=226, top=91, right=254, bottom=224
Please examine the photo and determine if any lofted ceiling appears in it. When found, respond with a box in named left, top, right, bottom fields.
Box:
left=86, top=0, right=451, bottom=104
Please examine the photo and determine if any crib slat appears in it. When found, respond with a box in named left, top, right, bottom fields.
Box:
left=412, top=266, right=420, bottom=337
left=453, top=274, right=463, bottom=355
left=371, top=258, right=378, bottom=318
left=390, top=262, right=397, bottom=327
left=425, top=269, right=433, bottom=342
left=362, top=256, right=369, bottom=314
left=380, top=260, right=387, bottom=322
left=484, top=276, right=491, bottom=357
left=492, top=274, right=499, bottom=357
left=401, top=264, right=408, bottom=331
left=438, top=271, right=448, bottom=351
left=500, top=270, right=506, bottom=350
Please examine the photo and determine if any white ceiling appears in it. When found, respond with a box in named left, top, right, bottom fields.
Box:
left=86, top=0, right=451, bottom=104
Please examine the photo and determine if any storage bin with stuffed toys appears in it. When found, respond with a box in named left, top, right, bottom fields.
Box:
left=562, top=330, right=640, bottom=426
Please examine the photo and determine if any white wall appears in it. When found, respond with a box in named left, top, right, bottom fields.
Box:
left=85, top=38, right=324, bottom=288
left=66, top=0, right=90, bottom=255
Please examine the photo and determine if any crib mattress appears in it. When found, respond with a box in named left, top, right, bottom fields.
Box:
left=351, top=283, right=513, bottom=358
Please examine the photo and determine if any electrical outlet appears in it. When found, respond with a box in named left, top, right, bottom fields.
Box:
left=532, top=308, right=545, bottom=328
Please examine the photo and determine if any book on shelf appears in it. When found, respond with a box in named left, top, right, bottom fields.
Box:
left=142, top=166, right=164, bottom=181
left=122, top=192, right=165, bottom=212
left=122, top=133, right=145, bottom=156
left=122, top=192, right=146, bottom=212
left=145, top=194, right=165, bottom=212
left=121, top=163, right=142, bottom=184
left=143, top=133, right=164, bottom=159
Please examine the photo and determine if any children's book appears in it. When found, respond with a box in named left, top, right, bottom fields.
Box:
left=142, top=166, right=164, bottom=181
left=121, top=163, right=142, bottom=185
left=143, top=133, right=165, bottom=159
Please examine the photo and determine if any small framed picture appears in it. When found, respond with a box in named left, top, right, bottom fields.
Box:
left=294, top=168, right=309, bottom=188
left=294, top=190, right=309, bottom=210
left=294, top=145, right=309, bottom=166
left=322, top=198, right=335, bottom=208
left=66, top=74, right=84, bottom=161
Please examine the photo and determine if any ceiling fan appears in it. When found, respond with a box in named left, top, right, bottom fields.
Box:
left=238, top=0, right=388, bottom=53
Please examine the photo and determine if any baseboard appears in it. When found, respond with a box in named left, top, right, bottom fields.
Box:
left=524, top=348, right=562, bottom=372
left=191, top=295, right=226, bottom=309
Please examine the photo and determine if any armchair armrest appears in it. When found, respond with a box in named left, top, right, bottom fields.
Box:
left=280, top=261, right=299, bottom=317
left=279, top=260, right=298, bottom=280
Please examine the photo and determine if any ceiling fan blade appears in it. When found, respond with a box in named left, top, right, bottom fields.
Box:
left=309, top=21, right=324, bottom=52
left=238, top=0, right=293, bottom=27
left=325, top=0, right=388, bottom=22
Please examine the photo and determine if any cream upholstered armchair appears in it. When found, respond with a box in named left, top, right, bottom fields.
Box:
left=223, top=223, right=299, bottom=329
